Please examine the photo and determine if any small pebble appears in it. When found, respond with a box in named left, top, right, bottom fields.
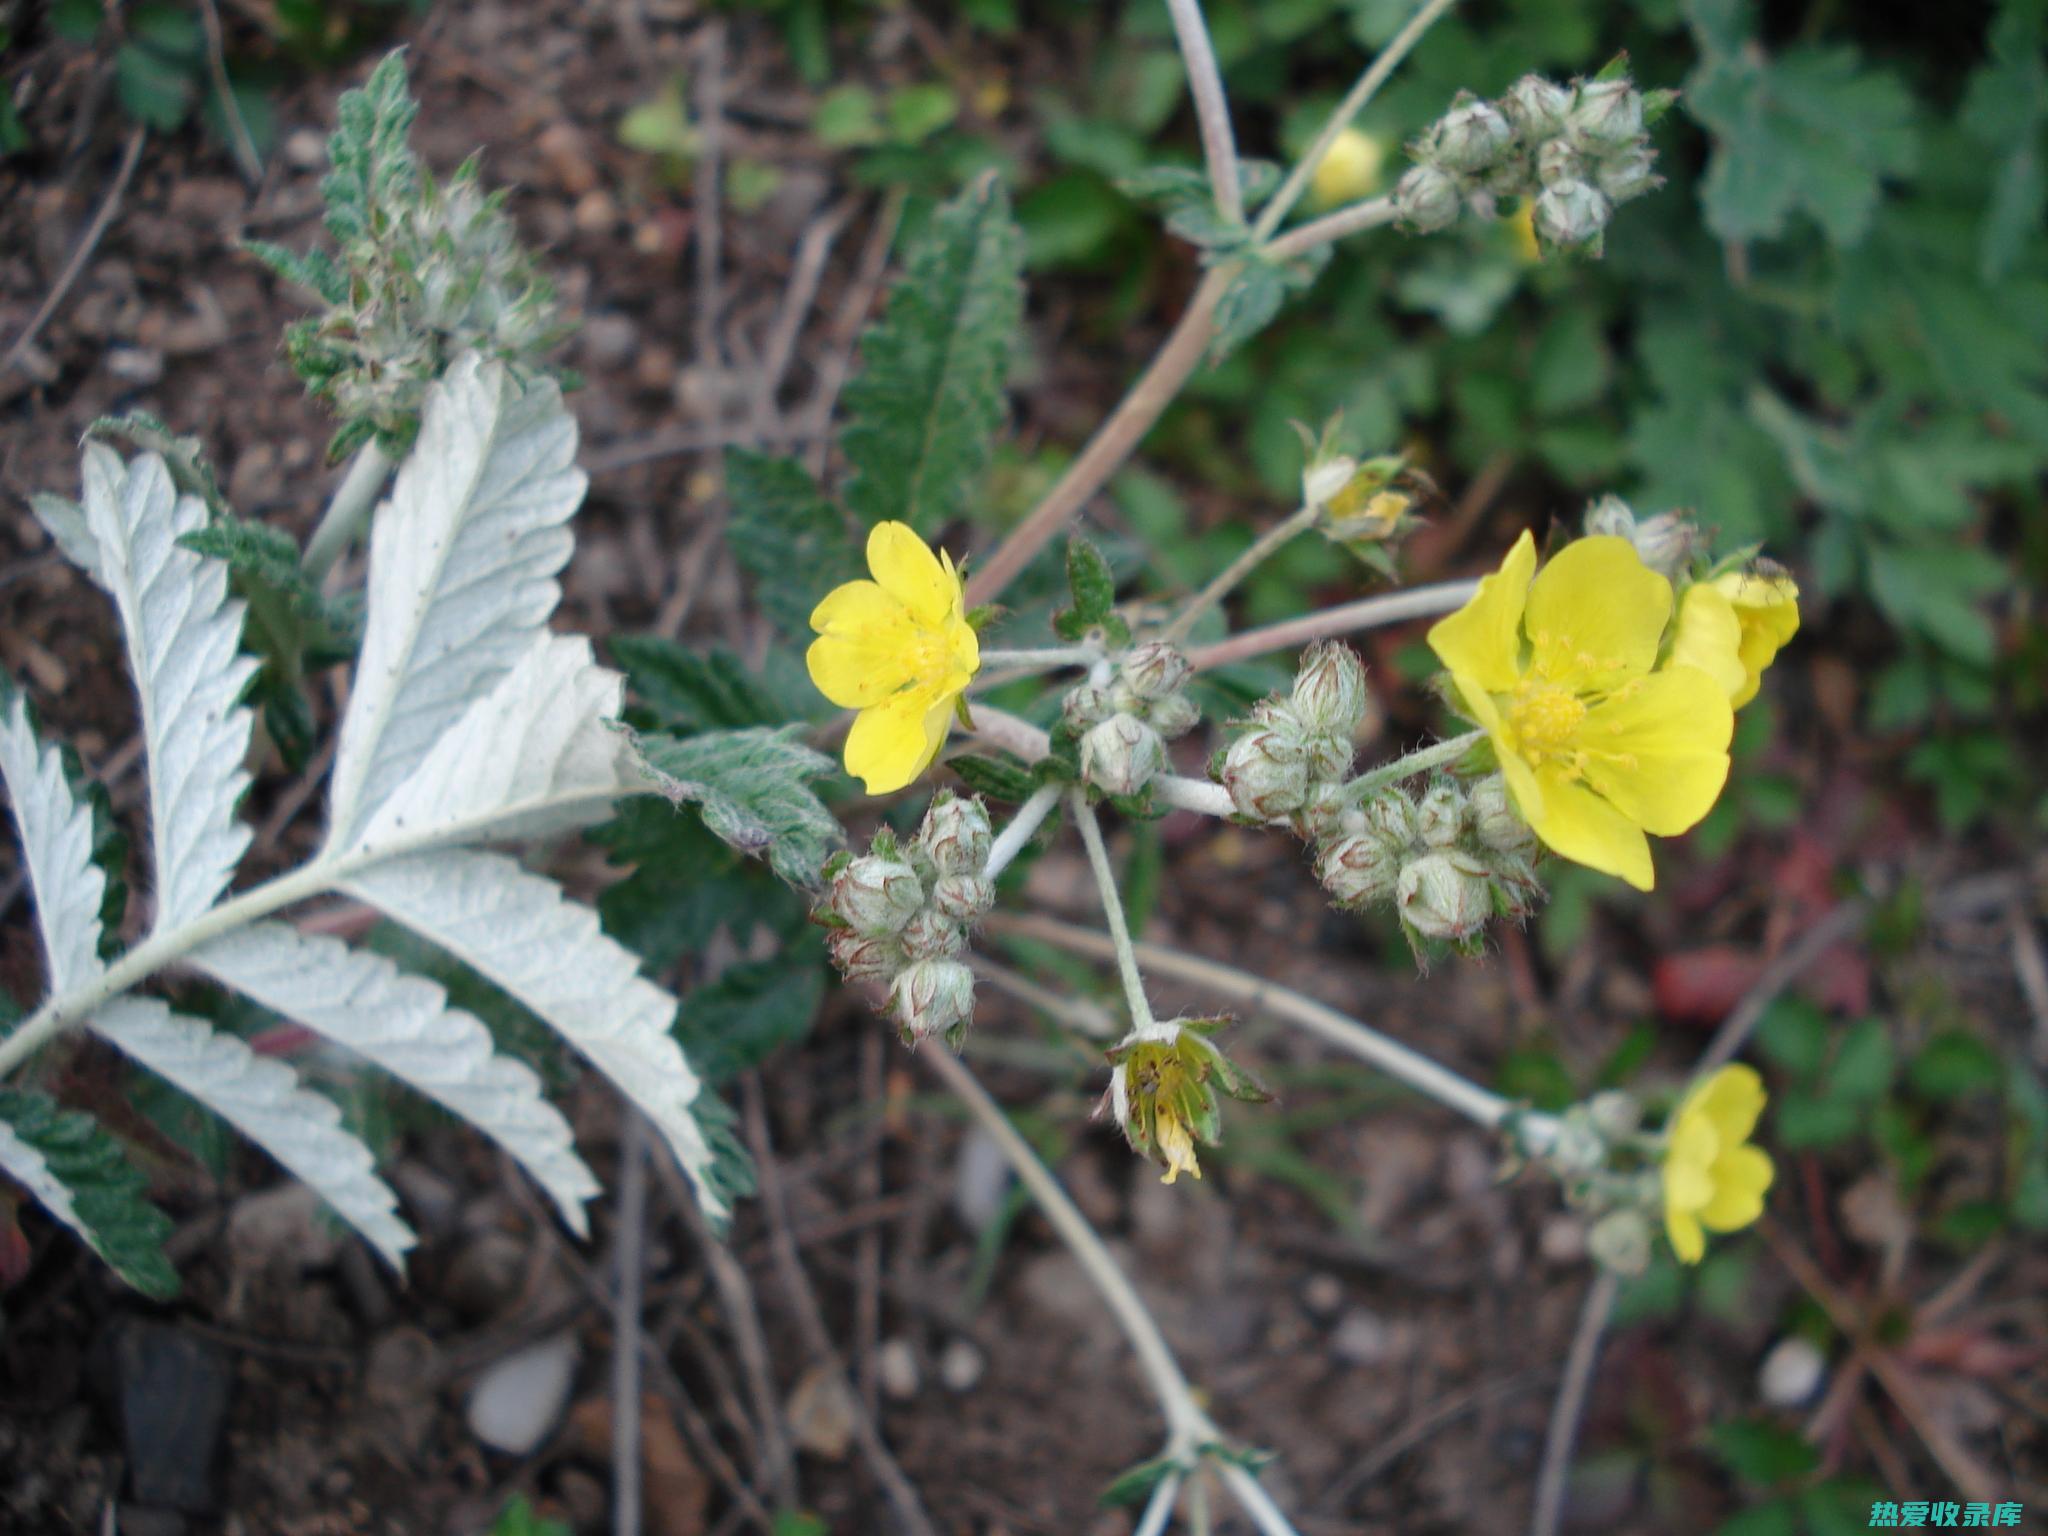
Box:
left=1758, top=1336, right=1826, bottom=1408
left=467, top=1334, right=579, bottom=1456
left=1331, top=1309, right=1394, bottom=1367
left=937, top=1337, right=985, bottom=1394
left=1301, top=1272, right=1344, bottom=1320
left=950, top=1129, right=1011, bottom=1234
left=876, top=1338, right=920, bottom=1401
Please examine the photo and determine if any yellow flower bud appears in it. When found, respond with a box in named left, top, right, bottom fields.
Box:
left=1310, top=127, right=1387, bottom=209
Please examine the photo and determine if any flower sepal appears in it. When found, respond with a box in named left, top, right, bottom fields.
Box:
left=1105, top=1021, right=1272, bottom=1185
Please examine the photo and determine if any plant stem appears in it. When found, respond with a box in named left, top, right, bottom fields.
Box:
left=1164, top=0, right=1242, bottom=225
left=983, top=783, right=1062, bottom=882
left=1249, top=0, right=1461, bottom=242
left=921, top=1047, right=1214, bottom=1445
left=1184, top=578, right=1477, bottom=673
left=303, top=442, right=393, bottom=583
left=964, top=708, right=1235, bottom=820
left=1263, top=194, right=1398, bottom=259
left=1157, top=505, right=1317, bottom=646
left=1217, top=1461, right=1306, bottom=1536
left=1069, top=792, right=1156, bottom=1030
left=966, top=269, right=1230, bottom=606
left=1345, top=729, right=1485, bottom=801
left=991, top=910, right=1523, bottom=1136
left=976, top=646, right=1101, bottom=672
left=1135, top=1473, right=1185, bottom=1536
left=1529, top=1271, right=1618, bottom=1536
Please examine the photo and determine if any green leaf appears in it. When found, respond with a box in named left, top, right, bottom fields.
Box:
left=1710, top=1417, right=1820, bottom=1487
left=1960, top=2, right=2048, bottom=280
left=321, top=50, right=420, bottom=246
left=0, top=1089, right=178, bottom=1298
left=1756, top=997, right=1831, bottom=1081
left=1686, top=6, right=1919, bottom=248
left=1907, top=1030, right=2002, bottom=1101
left=86, top=412, right=228, bottom=515
left=886, top=84, right=960, bottom=146
left=115, top=41, right=197, bottom=131
left=637, top=728, right=842, bottom=887
left=839, top=175, right=1025, bottom=533
left=1827, top=1020, right=1894, bottom=1102
left=675, top=956, right=827, bottom=1085
left=1097, top=1451, right=1185, bottom=1508
left=618, top=76, right=698, bottom=160
left=723, top=448, right=862, bottom=642
left=180, top=515, right=362, bottom=666
left=948, top=752, right=1040, bottom=804
left=592, top=802, right=805, bottom=972
left=609, top=636, right=820, bottom=731
left=1057, top=537, right=1117, bottom=630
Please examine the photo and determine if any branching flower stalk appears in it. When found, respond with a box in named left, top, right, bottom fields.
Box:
left=301, top=441, right=394, bottom=583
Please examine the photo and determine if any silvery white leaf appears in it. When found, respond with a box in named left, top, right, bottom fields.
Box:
left=91, top=995, right=414, bottom=1269
left=340, top=633, right=635, bottom=860
left=0, top=1117, right=97, bottom=1255
left=345, top=849, right=723, bottom=1218
left=0, top=684, right=106, bottom=994
left=79, top=446, right=256, bottom=930
left=193, top=922, right=599, bottom=1235
left=29, top=493, right=103, bottom=585
left=326, top=353, right=584, bottom=849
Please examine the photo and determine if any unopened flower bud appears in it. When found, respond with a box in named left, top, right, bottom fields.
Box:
left=827, top=928, right=904, bottom=982
left=1396, top=851, right=1492, bottom=943
left=1583, top=493, right=1637, bottom=541
left=1221, top=728, right=1309, bottom=822
left=1062, top=681, right=1115, bottom=730
left=1536, top=136, right=1583, bottom=189
left=1568, top=78, right=1644, bottom=149
left=1469, top=775, right=1536, bottom=855
left=891, top=959, right=976, bottom=1041
left=833, top=856, right=924, bottom=936
left=1303, top=453, right=1359, bottom=511
left=931, top=872, right=994, bottom=924
left=920, top=793, right=992, bottom=876
left=1627, top=510, right=1699, bottom=575
left=1587, top=1209, right=1652, bottom=1276
left=900, top=907, right=966, bottom=961
left=1359, top=788, right=1420, bottom=850
left=1120, top=642, right=1192, bottom=701
left=1147, top=691, right=1200, bottom=740
left=1502, top=74, right=1572, bottom=139
left=1533, top=180, right=1610, bottom=248
left=1318, top=832, right=1402, bottom=907
left=1595, top=145, right=1658, bottom=203
left=1485, top=850, right=1546, bottom=921
left=1081, top=713, right=1165, bottom=797
left=1395, top=165, right=1461, bottom=233
left=1416, top=780, right=1467, bottom=848
left=1290, top=642, right=1371, bottom=740
left=1434, top=95, right=1513, bottom=173
left=1297, top=781, right=1348, bottom=842
left=1310, top=126, right=1387, bottom=208
left=1586, top=1090, right=1642, bottom=1140
left=1548, top=1113, right=1606, bottom=1175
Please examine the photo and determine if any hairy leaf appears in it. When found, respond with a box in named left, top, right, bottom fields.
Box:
left=28, top=493, right=102, bottom=582
left=78, top=447, right=256, bottom=931
left=321, top=49, right=419, bottom=247
left=0, top=1088, right=177, bottom=1297
left=343, top=850, right=728, bottom=1218
left=1961, top=3, right=2048, bottom=280
left=948, top=752, right=1041, bottom=804
left=675, top=957, right=827, bottom=1086
left=193, top=922, right=598, bottom=1234
left=0, top=680, right=110, bottom=994
left=609, top=636, right=820, bottom=731
left=838, top=175, right=1024, bottom=532
left=591, top=803, right=806, bottom=972
left=636, top=728, right=841, bottom=887
left=723, top=449, right=860, bottom=642
left=86, top=412, right=228, bottom=516
left=326, top=355, right=585, bottom=847
left=90, top=996, right=414, bottom=1268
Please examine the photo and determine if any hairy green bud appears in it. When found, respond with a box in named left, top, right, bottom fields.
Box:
left=1415, top=780, right=1468, bottom=848
left=1081, top=713, right=1166, bottom=797
left=832, top=856, right=924, bottom=937
left=891, top=959, right=976, bottom=1041
left=920, top=793, right=993, bottom=876
left=1394, top=165, right=1462, bottom=233
left=1220, top=728, right=1310, bottom=822
left=1318, top=832, right=1402, bottom=907
left=1396, top=850, right=1492, bottom=943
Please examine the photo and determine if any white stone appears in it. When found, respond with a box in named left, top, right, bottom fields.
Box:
left=1758, top=1337, right=1826, bottom=1408
left=466, top=1333, right=579, bottom=1455
left=937, top=1337, right=985, bottom=1394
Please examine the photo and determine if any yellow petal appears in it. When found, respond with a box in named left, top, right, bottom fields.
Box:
left=1688, top=1064, right=1767, bottom=1145
left=807, top=632, right=917, bottom=709
left=867, top=522, right=959, bottom=629
left=1576, top=667, right=1733, bottom=837
left=1495, top=732, right=1547, bottom=825
left=1671, top=585, right=1748, bottom=701
left=1665, top=1203, right=1706, bottom=1264
left=810, top=577, right=904, bottom=637
left=1701, top=1144, right=1774, bottom=1231
left=1523, top=536, right=1671, bottom=684
left=844, top=686, right=948, bottom=795
left=1523, top=762, right=1656, bottom=891
left=1428, top=529, right=1537, bottom=696
left=1713, top=571, right=1800, bottom=708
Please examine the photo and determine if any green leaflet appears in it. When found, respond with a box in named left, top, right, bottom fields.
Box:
left=674, top=957, right=828, bottom=1086
left=608, top=635, right=822, bottom=731
left=838, top=175, right=1025, bottom=533
left=724, top=448, right=862, bottom=643
left=636, top=727, right=842, bottom=888
left=0, top=1088, right=178, bottom=1299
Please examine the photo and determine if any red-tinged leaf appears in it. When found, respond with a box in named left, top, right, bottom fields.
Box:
left=1653, top=944, right=1763, bottom=1025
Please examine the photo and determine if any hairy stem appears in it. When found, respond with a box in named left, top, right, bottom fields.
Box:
left=303, top=442, right=394, bottom=583
left=991, top=910, right=1524, bottom=1135
left=1070, top=792, right=1156, bottom=1030
left=921, top=1047, right=1213, bottom=1444
left=1157, top=505, right=1318, bottom=646
left=1164, top=0, right=1242, bottom=225
left=976, top=646, right=1102, bottom=672
left=983, top=783, right=1063, bottom=881
left=1135, top=1473, right=1185, bottom=1536
left=1263, top=194, right=1399, bottom=259
left=965, top=269, right=1230, bottom=606
left=1345, top=730, right=1485, bottom=800
left=1217, top=1461, right=1305, bottom=1536
left=1249, top=0, right=1461, bottom=241
left=964, top=708, right=1235, bottom=820
left=1185, top=578, right=1477, bottom=673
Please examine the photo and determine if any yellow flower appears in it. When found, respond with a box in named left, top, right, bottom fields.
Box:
left=1661, top=1064, right=1774, bottom=1264
left=1427, top=531, right=1734, bottom=892
left=1310, top=126, right=1387, bottom=208
left=1672, top=568, right=1801, bottom=709
left=1154, top=1103, right=1203, bottom=1185
left=1506, top=202, right=1542, bottom=263
left=807, top=522, right=980, bottom=795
